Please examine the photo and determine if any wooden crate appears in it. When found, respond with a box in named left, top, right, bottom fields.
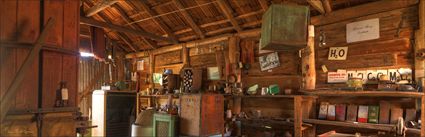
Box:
left=260, top=4, right=309, bottom=50
left=179, top=94, right=224, bottom=136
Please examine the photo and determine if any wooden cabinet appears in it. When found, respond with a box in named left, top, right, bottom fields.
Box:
left=260, top=4, right=309, bottom=50
left=180, top=94, right=224, bottom=136
left=92, top=90, right=137, bottom=137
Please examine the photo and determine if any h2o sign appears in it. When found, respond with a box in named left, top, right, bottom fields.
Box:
left=328, top=47, right=348, bottom=60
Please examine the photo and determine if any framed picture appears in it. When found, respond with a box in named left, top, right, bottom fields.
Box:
left=207, top=67, right=220, bottom=80
left=137, top=60, right=144, bottom=71
left=259, top=52, right=280, bottom=71
left=152, top=73, right=163, bottom=85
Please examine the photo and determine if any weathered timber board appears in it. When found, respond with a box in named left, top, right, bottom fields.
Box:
left=0, top=0, right=18, bottom=109
left=155, top=50, right=182, bottom=66
left=44, top=0, right=63, bottom=46
left=317, top=53, right=397, bottom=70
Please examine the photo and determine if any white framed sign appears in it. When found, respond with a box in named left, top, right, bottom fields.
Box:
left=327, top=70, right=348, bottom=83
left=328, top=47, right=348, bottom=60
left=346, top=18, right=380, bottom=43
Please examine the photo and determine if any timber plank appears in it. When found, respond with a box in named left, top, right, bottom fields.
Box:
left=42, top=51, right=63, bottom=108
left=62, top=55, right=77, bottom=107
left=0, top=0, right=18, bottom=108
left=317, top=53, right=397, bottom=70
left=13, top=0, right=40, bottom=110
left=316, top=38, right=411, bottom=58
left=311, top=0, right=418, bottom=26
left=245, top=52, right=299, bottom=76
left=44, top=0, right=63, bottom=46
left=154, top=50, right=182, bottom=66
left=63, top=0, right=79, bottom=51
left=242, top=75, right=301, bottom=92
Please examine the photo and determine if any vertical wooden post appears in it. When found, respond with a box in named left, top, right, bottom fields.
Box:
left=416, top=1, right=424, bottom=136
left=421, top=95, right=424, bottom=137
left=294, top=96, right=303, bottom=137
left=182, top=44, right=189, bottom=66
left=302, top=25, right=316, bottom=90
left=415, top=0, right=424, bottom=82
left=149, top=52, right=155, bottom=89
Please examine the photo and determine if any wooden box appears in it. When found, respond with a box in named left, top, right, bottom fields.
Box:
left=336, top=104, right=347, bottom=121
left=180, top=94, right=224, bottom=136
left=260, top=4, right=309, bottom=51
left=153, top=113, right=177, bottom=137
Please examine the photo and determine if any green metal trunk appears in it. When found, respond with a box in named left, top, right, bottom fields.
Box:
left=260, top=4, right=309, bottom=50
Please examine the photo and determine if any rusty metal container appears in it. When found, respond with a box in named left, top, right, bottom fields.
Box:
left=179, top=94, right=224, bottom=136
left=260, top=4, right=309, bottom=50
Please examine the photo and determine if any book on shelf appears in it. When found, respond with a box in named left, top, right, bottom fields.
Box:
left=358, top=105, right=368, bottom=123
left=368, top=106, right=379, bottom=123
left=346, top=104, right=358, bottom=122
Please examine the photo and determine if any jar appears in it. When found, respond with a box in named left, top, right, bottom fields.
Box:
left=347, top=78, right=363, bottom=88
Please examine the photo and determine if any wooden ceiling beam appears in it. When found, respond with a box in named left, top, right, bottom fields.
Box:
left=216, top=0, right=242, bottom=32
left=322, top=0, right=332, bottom=13
left=80, top=16, right=175, bottom=43
left=117, top=34, right=138, bottom=52
left=130, top=0, right=179, bottom=44
left=257, top=0, right=269, bottom=12
left=85, top=0, right=119, bottom=17
left=311, top=0, right=418, bottom=26
left=173, top=0, right=205, bottom=39
left=112, top=4, right=157, bottom=49
left=173, top=9, right=263, bottom=35
left=307, top=0, right=325, bottom=14
left=83, top=2, right=139, bottom=52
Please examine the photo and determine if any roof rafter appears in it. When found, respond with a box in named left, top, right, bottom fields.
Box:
left=85, top=0, right=119, bottom=17
left=307, top=0, right=325, bottom=14
left=112, top=4, right=157, bottom=49
left=322, top=0, right=332, bottom=13
left=80, top=17, right=175, bottom=43
left=216, top=0, right=242, bottom=32
left=257, top=0, right=269, bottom=12
left=83, top=2, right=138, bottom=52
left=130, top=0, right=179, bottom=44
left=173, top=0, right=205, bottom=39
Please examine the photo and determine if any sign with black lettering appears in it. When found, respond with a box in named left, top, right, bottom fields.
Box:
left=346, top=18, right=380, bottom=43
left=328, top=47, right=348, bottom=60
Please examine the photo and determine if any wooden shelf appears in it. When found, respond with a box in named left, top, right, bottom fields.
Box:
left=301, top=90, right=424, bottom=98
left=139, top=94, right=179, bottom=98
left=224, top=94, right=316, bottom=99
left=8, top=107, right=79, bottom=115
left=303, top=119, right=421, bottom=134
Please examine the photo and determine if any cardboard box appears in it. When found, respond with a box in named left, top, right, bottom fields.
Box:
left=405, top=109, right=416, bottom=122
left=318, top=102, right=328, bottom=120
left=336, top=104, right=347, bottom=121
left=346, top=104, right=358, bottom=122
left=358, top=105, right=368, bottom=123
left=390, top=108, right=403, bottom=124
left=379, top=101, right=390, bottom=124
left=327, top=104, right=336, bottom=121
left=368, top=106, right=379, bottom=123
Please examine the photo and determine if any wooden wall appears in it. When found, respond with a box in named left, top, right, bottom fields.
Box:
left=314, top=5, right=418, bottom=88
left=0, top=0, right=79, bottom=110
left=241, top=39, right=301, bottom=92
left=315, top=6, right=418, bottom=88
left=1, top=0, right=79, bottom=136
